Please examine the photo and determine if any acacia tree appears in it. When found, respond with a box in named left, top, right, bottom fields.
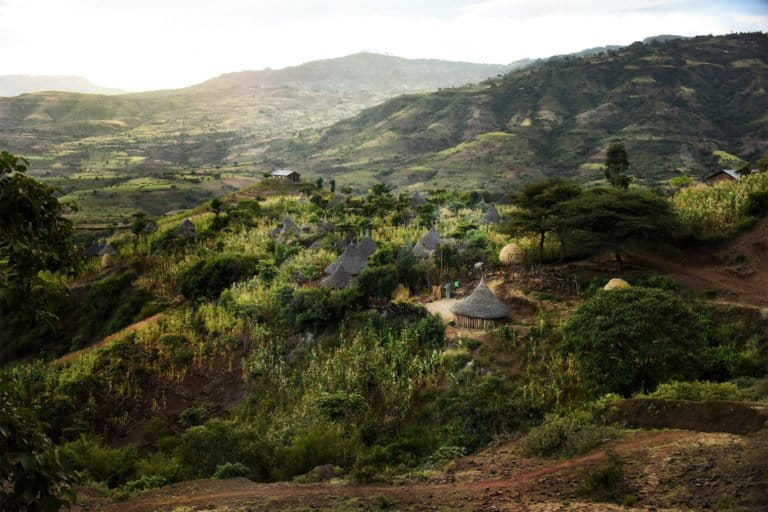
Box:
left=562, top=188, right=676, bottom=270
left=502, top=179, right=581, bottom=262
left=604, top=143, right=631, bottom=189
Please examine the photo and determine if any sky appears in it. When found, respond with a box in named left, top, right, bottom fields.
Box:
left=1, top=0, right=766, bottom=92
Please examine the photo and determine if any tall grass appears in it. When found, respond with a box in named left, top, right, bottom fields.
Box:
left=672, top=172, right=768, bottom=237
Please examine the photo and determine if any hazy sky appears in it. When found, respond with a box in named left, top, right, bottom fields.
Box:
left=2, top=0, right=766, bottom=91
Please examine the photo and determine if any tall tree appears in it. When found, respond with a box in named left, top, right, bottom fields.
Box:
left=604, top=143, right=631, bottom=189
left=563, top=188, right=676, bottom=270
left=0, top=151, right=81, bottom=325
left=502, top=179, right=582, bottom=262
left=0, top=151, right=80, bottom=284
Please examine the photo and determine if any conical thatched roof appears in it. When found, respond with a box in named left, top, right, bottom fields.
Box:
left=482, top=205, right=501, bottom=224
left=141, top=221, right=157, bottom=234
left=98, top=242, right=116, bottom=256
left=604, top=278, right=631, bottom=290
left=324, top=244, right=368, bottom=276
left=419, top=227, right=443, bottom=251
left=308, top=239, right=324, bottom=251
left=451, top=277, right=509, bottom=319
left=499, top=243, right=524, bottom=265
left=357, top=234, right=378, bottom=257
left=176, top=219, right=196, bottom=238
left=320, top=265, right=354, bottom=288
left=84, top=240, right=103, bottom=257
left=411, top=192, right=427, bottom=205
left=281, top=215, right=298, bottom=231
left=495, top=192, right=513, bottom=205
left=412, top=240, right=433, bottom=259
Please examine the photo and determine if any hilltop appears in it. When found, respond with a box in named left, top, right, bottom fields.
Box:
left=261, top=33, right=767, bottom=190
left=0, top=75, right=124, bottom=97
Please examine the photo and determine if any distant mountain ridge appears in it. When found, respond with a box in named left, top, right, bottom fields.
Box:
left=0, top=75, right=124, bottom=97
left=190, top=52, right=531, bottom=95
left=261, top=33, right=767, bottom=191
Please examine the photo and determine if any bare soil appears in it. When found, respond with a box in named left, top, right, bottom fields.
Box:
left=75, top=429, right=768, bottom=511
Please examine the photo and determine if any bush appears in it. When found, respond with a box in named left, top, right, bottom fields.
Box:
left=174, top=420, right=269, bottom=480
left=561, top=288, right=708, bottom=396
left=213, top=462, right=251, bottom=479
left=59, top=436, right=138, bottom=487
left=180, top=255, right=260, bottom=299
left=521, top=410, right=620, bottom=458
left=119, top=474, right=167, bottom=494
left=135, top=452, right=181, bottom=483
left=648, top=380, right=744, bottom=401
left=577, top=452, right=634, bottom=504
left=436, top=375, right=539, bottom=450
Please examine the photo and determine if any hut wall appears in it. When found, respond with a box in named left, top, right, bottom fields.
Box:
left=454, top=314, right=503, bottom=329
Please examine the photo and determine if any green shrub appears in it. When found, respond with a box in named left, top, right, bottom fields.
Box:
left=561, top=288, right=708, bottom=396
left=135, top=452, right=181, bottom=483
left=179, top=405, right=209, bottom=428
left=648, top=380, right=744, bottom=401
left=180, top=254, right=260, bottom=299
left=436, top=375, right=539, bottom=450
left=119, top=474, right=167, bottom=494
left=59, top=436, right=138, bottom=487
left=273, top=424, right=361, bottom=481
left=521, top=410, right=620, bottom=458
left=174, top=420, right=269, bottom=480
left=577, top=452, right=634, bottom=503
left=746, top=190, right=768, bottom=217
left=213, top=462, right=251, bottom=479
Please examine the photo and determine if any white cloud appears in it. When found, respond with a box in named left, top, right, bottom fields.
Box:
left=0, top=0, right=765, bottom=91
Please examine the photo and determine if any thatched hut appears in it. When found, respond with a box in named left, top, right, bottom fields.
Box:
left=495, top=192, right=513, bottom=205
left=482, top=205, right=501, bottom=224
left=324, top=244, right=368, bottom=276
left=418, top=227, right=444, bottom=251
left=604, top=278, right=631, bottom=290
left=176, top=219, right=196, bottom=239
left=98, top=242, right=116, bottom=256
left=320, top=265, right=354, bottom=288
left=451, top=277, right=510, bottom=329
left=410, top=192, right=427, bottom=206
left=357, top=232, right=378, bottom=258
left=84, top=240, right=104, bottom=257
left=411, top=240, right=432, bottom=259
left=499, top=243, right=524, bottom=265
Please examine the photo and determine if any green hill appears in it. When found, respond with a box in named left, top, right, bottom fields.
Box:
left=0, top=53, right=526, bottom=224
left=262, top=33, right=767, bottom=190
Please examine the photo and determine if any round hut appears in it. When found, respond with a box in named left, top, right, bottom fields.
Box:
left=324, top=244, right=368, bottom=276
left=98, top=242, right=116, bottom=256
left=320, top=265, right=354, bottom=289
left=499, top=243, right=524, bottom=265
left=357, top=233, right=378, bottom=258
left=176, top=219, right=196, bottom=239
left=482, top=205, right=501, bottom=224
left=451, top=277, right=510, bottom=329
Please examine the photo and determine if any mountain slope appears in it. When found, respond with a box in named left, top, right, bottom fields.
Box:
left=263, top=33, right=767, bottom=190
left=0, top=75, right=124, bottom=97
left=0, top=53, right=521, bottom=223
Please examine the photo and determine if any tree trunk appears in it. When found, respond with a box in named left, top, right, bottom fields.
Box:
left=615, top=251, right=624, bottom=272
left=539, top=231, right=545, bottom=263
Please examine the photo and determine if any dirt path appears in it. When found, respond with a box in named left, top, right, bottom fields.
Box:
left=80, top=430, right=717, bottom=512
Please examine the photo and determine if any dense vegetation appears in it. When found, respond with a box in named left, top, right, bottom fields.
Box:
left=1, top=134, right=767, bottom=510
